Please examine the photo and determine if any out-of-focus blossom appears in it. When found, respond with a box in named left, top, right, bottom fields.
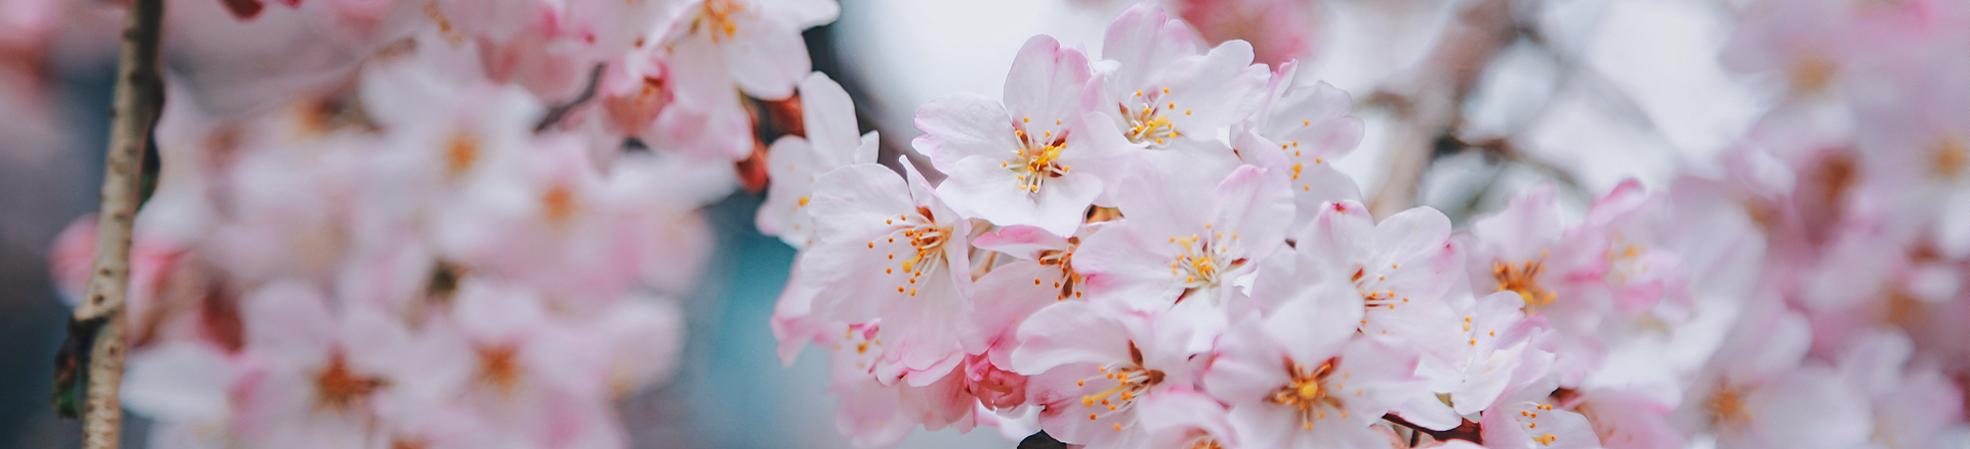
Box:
left=1173, top=0, right=1325, bottom=66
left=770, top=2, right=1970, bottom=449
left=51, top=0, right=846, bottom=448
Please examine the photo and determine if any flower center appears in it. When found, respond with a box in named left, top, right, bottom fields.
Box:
left=1352, top=264, right=1412, bottom=314
left=1706, top=386, right=1748, bottom=427
left=1494, top=260, right=1556, bottom=311
left=605, top=76, right=673, bottom=134
left=1790, top=56, right=1836, bottom=93
left=443, top=133, right=479, bottom=179
left=1932, top=136, right=1966, bottom=180
left=1036, top=236, right=1084, bottom=301
left=314, top=351, right=388, bottom=412
left=1077, top=342, right=1164, bottom=431
left=698, top=0, right=745, bottom=42
left=1517, top=402, right=1563, bottom=446
left=477, top=343, right=523, bottom=395
left=1004, top=117, right=1071, bottom=194
left=1267, top=360, right=1340, bottom=431
left=873, top=206, right=951, bottom=297
left=1169, top=225, right=1245, bottom=299
left=1120, top=87, right=1189, bottom=145
left=541, top=184, right=578, bottom=226
left=1605, top=240, right=1650, bottom=285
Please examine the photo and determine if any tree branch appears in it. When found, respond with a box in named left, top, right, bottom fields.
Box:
left=533, top=63, right=607, bottom=133
left=1384, top=414, right=1484, bottom=445
left=65, top=0, right=166, bottom=448
left=1367, top=0, right=1515, bottom=217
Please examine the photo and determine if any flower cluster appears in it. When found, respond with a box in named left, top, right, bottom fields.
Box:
left=48, top=0, right=840, bottom=447
left=769, top=3, right=1970, bottom=449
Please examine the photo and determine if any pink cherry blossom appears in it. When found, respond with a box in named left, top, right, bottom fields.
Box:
left=795, top=160, right=974, bottom=383
left=665, top=0, right=837, bottom=100
left=1012, top=300, right=1210, bottom=449
left=1075, top=163, right=1292, bottom=312
left=1234, top=61, right=1365, bottom=228
left=1478, top=386, right=1603, bottom=449
left=1202, top=292, right=1424, bottom=448
left=1174, top=0, right=1326, bottom=66
left=1135, top=389, right=1240, bottom=449
left=1281, top=200, right=1465, bottom=360
left=760, top=72, right=881, bottom=247
left=914, top=35, right=1128, bottom=236
left=1089, top=3, right=1269, bottom=166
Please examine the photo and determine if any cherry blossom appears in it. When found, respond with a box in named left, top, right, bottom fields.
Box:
left=59, top=0, right=844, bottom=447
left=38, top=0, right=1970, bottom=448
left=1089, top=3, right=1269, bottom=168
left=1012, top=300, right=1209, bottom=449
left=1074, top=163, right=1291, bottom=312
left=914, top=35, right=1126, bottom=236
left=794, top=160, right=975, bottom=383
left=760, top=72, right=879, bottom=247
left=1201, top=294, right=1423, bottom=448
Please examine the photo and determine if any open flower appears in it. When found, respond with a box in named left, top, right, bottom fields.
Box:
left=666, top=0, right=839, bottom=100
left=794, top=160, right=974, bottom=384
left=1075, top=164, right=1291, bottom=312
left=1012, top=300, right=1210, bottom=449
left=760, top=72, right=880, bottom=247
left=1285, top=200, right=1465, bottom=354
left=1202, top=291, right=1423, bottom=448
left=1478, top=381, right=1604, bottom=449
left=914, top=35, right=1127, bottom=236
left=1232, top=61, right=1364, bottom=229
left=1088, top=3, right=1269, bottom=167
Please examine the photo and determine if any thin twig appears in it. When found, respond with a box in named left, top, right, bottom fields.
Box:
left=1384, top=414, right=1484, bottom=445
left=1368, top=0, right=1515, bottom=217
left=68, top=0, right=166, bottom=448
left=533, top=63, right=607, bottom=133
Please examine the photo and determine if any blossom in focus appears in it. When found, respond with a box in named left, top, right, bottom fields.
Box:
left=915, top=35, right=1124, bottom=237
left=760, top=72, right=880, bottom=247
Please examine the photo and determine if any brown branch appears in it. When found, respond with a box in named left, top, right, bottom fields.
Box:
left=533, top=63, right=607, bottom=133
left=1384, top=414, right=1484, bottom=445
left=67, top=0, right=166, bottom=448
left=1367, top=0, right=1517, bottom=217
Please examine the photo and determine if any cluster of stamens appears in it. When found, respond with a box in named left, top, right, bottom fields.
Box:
left=540, top=184, right=578, bottom=228
left=870, top=206, right=951, bottom=297
left=1493, top=259, right=1556, bottom=311
left=1282, top=118, right=1328, bottom=192
left=1352, top=265, right=1411, bottom=315
left=1121, top=87, right=1190, bottom=145
left=442, top=133, right=480, bottom=180
left=832, top=323, right=883, bottom=371
left=1519, top=403, right=1562, bottom=446
left=1931, top=136, right=1966, bottom=180
left=696, top=0, right=745, bottom=43
left=1035, top=236, right=1085, bottom=301
left=1168, top=224, right=1245, bottom=300
left=1267, top=360, right=1344, bottom=431
left=314, top=351, right=388, bottom=412
left=1076, top=343, right=1165, bottom=432
left=1705, top=385, right=1748, bottom=427
left=1003, top=117, right=1071, bottom=194
left=1604, top=240, right=1649, bottom=285
left=1187, top=438, right=1226, bottom=449
left=476, top=344, right=523, bottom=395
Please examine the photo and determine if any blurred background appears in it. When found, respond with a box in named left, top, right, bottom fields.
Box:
left=0, top=0, right=1777, bottom=447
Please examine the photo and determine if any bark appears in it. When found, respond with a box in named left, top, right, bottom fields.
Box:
left=71, top=0, right=167, bottom=448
